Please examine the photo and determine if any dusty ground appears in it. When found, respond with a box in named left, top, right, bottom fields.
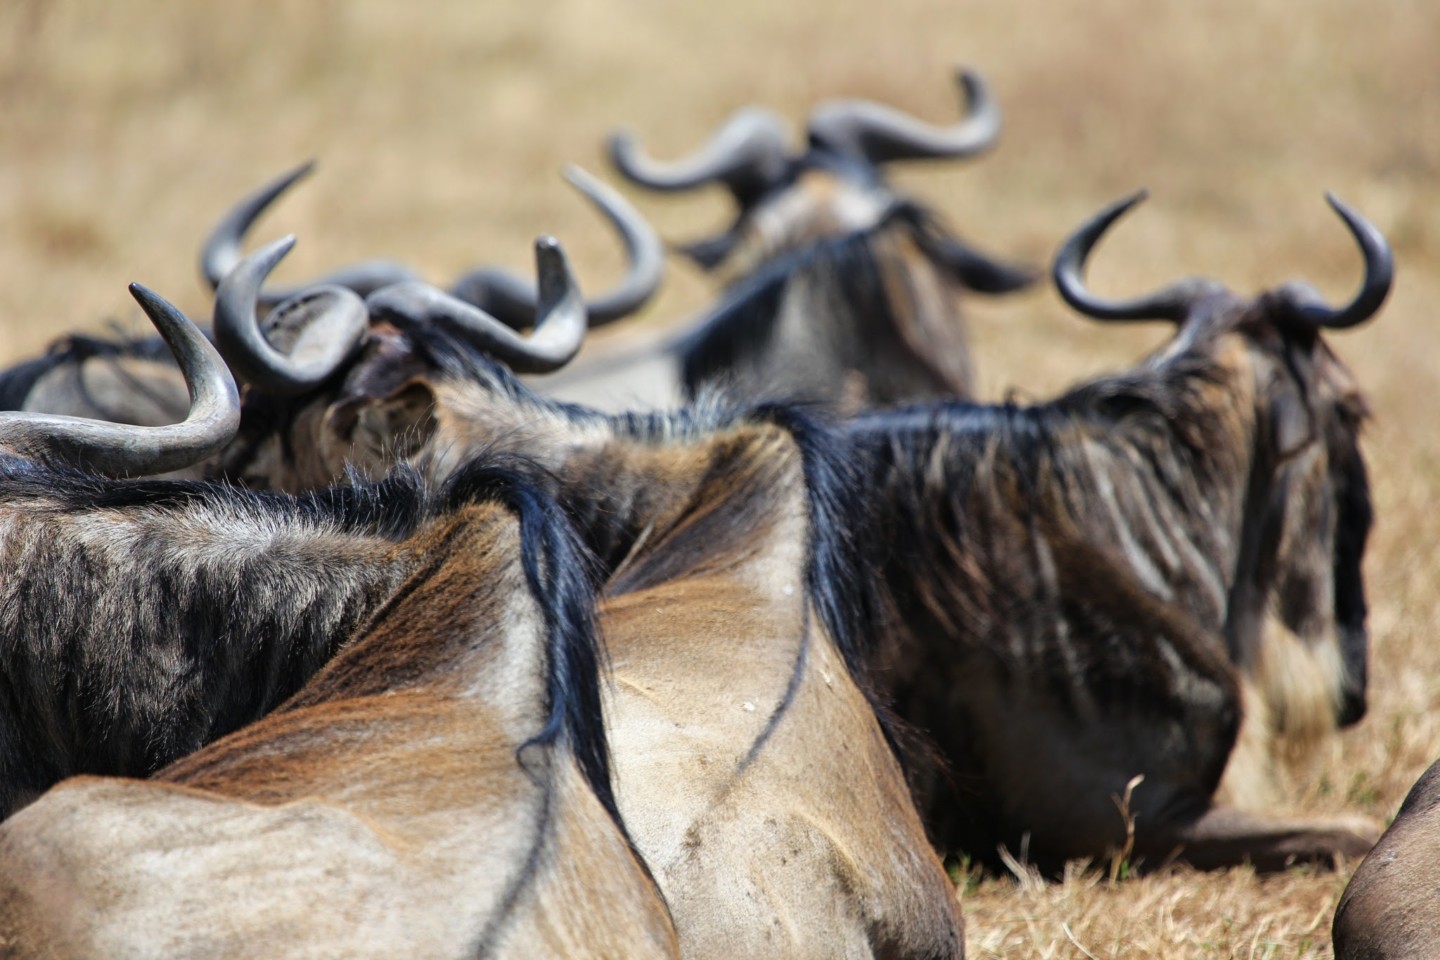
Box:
left=2, top=1, right=1438, bottom=955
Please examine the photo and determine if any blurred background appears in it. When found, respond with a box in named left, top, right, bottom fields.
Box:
left=2, top=1, right=1437, bottom=955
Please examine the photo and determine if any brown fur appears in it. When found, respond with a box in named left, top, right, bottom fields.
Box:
left=588, top=424, right=963, bottom=958
left=209, top=336, right=966, bottom=960
left=0, top=504, right=679, bottom=959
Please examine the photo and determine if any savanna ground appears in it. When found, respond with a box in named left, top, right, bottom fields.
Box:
left=2, top=1, right=1438, bottom=956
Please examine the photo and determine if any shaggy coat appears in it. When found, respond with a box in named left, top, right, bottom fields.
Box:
left=206, top=313, right=966, bottom=958
left=0, top=460, right=678, bottom=958
left=845, top=285, right=1380, bottom=871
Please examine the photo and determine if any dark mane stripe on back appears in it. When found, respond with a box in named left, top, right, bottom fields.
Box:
left=442, top=457, right=671, bottom=951
left=675, top=214, right=904, bottom=397
left=438, top=456, right=618, bottom=827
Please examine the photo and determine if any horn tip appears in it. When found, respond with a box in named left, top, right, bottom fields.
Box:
left=562, top=164, right=598, bottom=189
left=1110, top=189, right=1150, bottom=217
left=1323, top=190, right=1353, bottom=217
left=126, top=281, right=156, bottom=306
left=270, top=233, right=299, bottom=255
left=954, top=67, right=985, bottom=95
left=126, top=282, right=182, bottom=325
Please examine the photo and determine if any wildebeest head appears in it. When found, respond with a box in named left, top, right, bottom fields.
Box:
left=609, top=69, right=1035, bottom=404
left=207, top=228, right=593, bottom=492
left=1055, top=191, right=1389, bottom=733
left=610, top=70, right=1027, bottom=285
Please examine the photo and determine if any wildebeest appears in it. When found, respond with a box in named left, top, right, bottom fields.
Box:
left=0, top=274, right=570, bottom=814
left=842, top=191, right=1389, bottom=872
left=605, top=68, right=1035, bottom=407
left=1332, top=758, right=1440, bottom=959
left=201, top=235, right=967, bottom=957
left=0, top=451, right=680, bottom=957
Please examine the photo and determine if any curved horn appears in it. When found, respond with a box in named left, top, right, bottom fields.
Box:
left=213, top=235, right=370, bottom=395
left=368, top=236, right=586, bottom=374
left=1279, top=194, right=1394, bottom=330
left=608, top=106, right=792, bottom=205
left=805, top=68, right=1001, bottom=166
left=0, top=285, right=240, bottom=476
left=447, top=166, right=665, bottom=329
left=199, top=162, right=421, bottom=306
left=1053, top=191, right=1223, bottom=323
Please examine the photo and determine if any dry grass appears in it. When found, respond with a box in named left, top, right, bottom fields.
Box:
left=3, top=1, right=1439, bottom=955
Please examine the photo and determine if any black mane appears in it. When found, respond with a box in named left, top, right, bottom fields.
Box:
left=674, top=209, right=914, bottom=398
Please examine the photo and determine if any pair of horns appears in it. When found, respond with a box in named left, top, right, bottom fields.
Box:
left=215, top=233, right=587, bottom=393
left=1055, top=192, right=1394, bottom=329
left=201, top=164, right=663, bottom=328
left=0, top=286, right=239, bottom=476
left=609, top=68, right=1000, bottom=204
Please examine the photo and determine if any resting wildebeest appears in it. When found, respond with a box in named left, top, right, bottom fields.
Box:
left=606, top=68, right=1034, bottom=406
left=198, top=234, right=967, bottom=958
left=0, top=446, right=679, bottom=957
left=0, top=274, right=585, bottom=818
left=1332, top=758, right=1440, bottom=959
left=842, top=191, right=1388, bottom=872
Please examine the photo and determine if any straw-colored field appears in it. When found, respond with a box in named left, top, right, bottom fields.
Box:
left=3, top=2, right=1438, bottom=955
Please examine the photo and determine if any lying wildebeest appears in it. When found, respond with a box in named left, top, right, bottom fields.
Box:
left=200, top=235, right=967, bottom=958
left=0, top=162, right=662, bottom=430
left=1332, top=758, right=1440, bottom=959
left=0, top=419, right=679, bottom=956
left=0, top=272, right=582, bottom=819
left=842, top=191, right=1389, bottom=872
left=605, top=68, right=1035, bottom=406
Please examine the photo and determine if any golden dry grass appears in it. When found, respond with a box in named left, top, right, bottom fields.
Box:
left=2, top=1, right=1438, bottom=956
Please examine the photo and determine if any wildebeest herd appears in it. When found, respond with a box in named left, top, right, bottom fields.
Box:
left=0, top=67, right=1428, bottom=957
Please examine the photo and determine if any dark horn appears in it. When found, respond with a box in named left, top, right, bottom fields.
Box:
left=0, top=285, right=240, bottom=476
left=447, top=166, right=665, bottom=329
left=199, top=162, right=420, bottom=306
left=1284, top=194, right=1394, bottom=330
left=805, top=68, right=1001, bottom=166
left=1053, top=191, right=1220, bottom=323
left=213, top=235, right=370, bottom=395
left=608, top=106, right=791, bottom=205
left=367, top=236, right=586, bottom=374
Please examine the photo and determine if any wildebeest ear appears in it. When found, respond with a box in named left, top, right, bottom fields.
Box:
left=1270, top=390, right=1313, bottom=460
left=676, top=231, right=742, bottom=272
left=322, top=378, right=437, bottom=478
left=913, top=228, right=1036, bottom=294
